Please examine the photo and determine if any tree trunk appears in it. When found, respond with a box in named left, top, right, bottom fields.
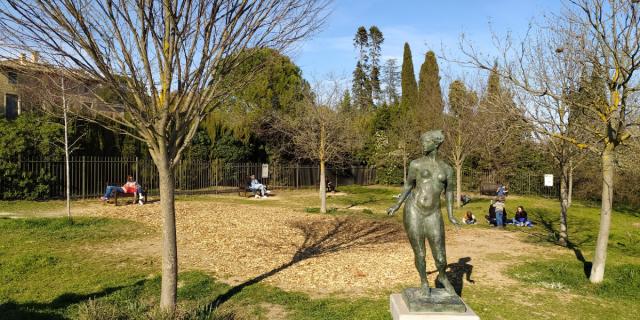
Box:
left=319, top=159, right=326, bottom=214
left=157, top=151, right=178, bottom=312
left=590, top=145, right=615, bottom=283
left=403, top=151, right=408, bottom=185
left=558, top=163, right=569, bottom=247
left=63, top=101, right=71, bottom=220
left=455, top=162, right=462, bottom=209
left=568, top=161, right=573, bottom=208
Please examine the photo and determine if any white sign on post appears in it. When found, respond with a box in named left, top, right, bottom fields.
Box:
left=261, top=164, right=269, bottom=179
left=544, top=174, right=554, bottom=187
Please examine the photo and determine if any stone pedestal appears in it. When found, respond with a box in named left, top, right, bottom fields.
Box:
left=390, top=289, right=480, bottom=320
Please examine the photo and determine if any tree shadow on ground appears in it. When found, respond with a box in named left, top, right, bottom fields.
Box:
left=0, top=279, right=146, bottom=320
left=523, top=210, right=593, bottom=278
left=208, top=216, right=404, bottom=308
left=343, top=196, right=385, bottom=209
left=427, top=257, right=474, bottom=297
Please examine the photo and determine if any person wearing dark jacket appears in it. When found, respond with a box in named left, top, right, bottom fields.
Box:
left=513, top=206, right=532, bottom=227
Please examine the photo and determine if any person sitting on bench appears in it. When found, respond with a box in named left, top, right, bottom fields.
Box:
left=249, top=175, right=267, bottom=198
left=100, top=175, right=145, bottom=204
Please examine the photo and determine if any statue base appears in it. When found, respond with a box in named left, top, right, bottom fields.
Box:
left=390, top=288, right=480, bottom=320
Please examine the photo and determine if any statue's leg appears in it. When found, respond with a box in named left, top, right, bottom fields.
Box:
left=404, top=205, right=430, bottom=296
left=425, top=213, right=456, bottom=295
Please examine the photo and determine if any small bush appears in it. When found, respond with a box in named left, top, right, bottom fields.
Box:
left=76, top=299, right=241, bottom=320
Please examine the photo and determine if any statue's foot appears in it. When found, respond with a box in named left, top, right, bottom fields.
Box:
left=438, top=275, right=457, bottom=295
left=421, top=283, right=431, bottom=297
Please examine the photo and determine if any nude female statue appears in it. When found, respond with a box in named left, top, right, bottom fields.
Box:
left=387, top=130, right=460, bottom=297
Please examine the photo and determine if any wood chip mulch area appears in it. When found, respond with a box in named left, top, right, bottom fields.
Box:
left=86, top=200, right=561, bottom=296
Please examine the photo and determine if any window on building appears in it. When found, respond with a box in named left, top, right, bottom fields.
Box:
left=5, top=94, right=19, bottom=120
left=7, top=71, right=17, bottom=84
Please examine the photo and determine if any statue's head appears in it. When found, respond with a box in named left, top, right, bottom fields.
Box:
left=420, top=130, right=444, bottom=153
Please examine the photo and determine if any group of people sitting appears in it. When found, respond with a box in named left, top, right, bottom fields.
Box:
left=461, top=184, right=532, bottom=227
left=462, top=203, right=532, bottom=227
left=100, top=175, right=145, bottom=205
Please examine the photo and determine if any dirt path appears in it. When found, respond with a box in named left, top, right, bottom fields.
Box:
left=81, top=199, right=567, bottom=297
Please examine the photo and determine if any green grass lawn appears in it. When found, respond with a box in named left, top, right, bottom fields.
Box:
left=0, top=187, right=639, bottom=319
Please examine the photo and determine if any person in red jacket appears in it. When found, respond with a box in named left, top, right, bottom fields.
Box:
left=100, top=175, right=145, bottom=204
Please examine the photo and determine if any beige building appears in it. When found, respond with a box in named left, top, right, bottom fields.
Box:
left=0, top=53, right=123, bottom=120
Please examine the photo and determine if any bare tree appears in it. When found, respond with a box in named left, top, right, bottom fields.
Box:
left=443, top=79, right=480, bottom=208
left=0, top=0, right=329, bottom=311
left=460, top=0, right=640, bottom=282
left=14, top=63, right=95, bottom=220
left=276, top=80, right=359, bottom=213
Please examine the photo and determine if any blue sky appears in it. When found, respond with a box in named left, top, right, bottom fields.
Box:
left=291, top=0, right=563, bottom=83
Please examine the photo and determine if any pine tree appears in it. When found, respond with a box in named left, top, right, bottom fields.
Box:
left=418, top=51, right=444, bottom=129
left=369, top=26, right=384, bottom=105
left=352, top=26, right=372, bottom=111
left=339, top=89, right=352, bottom=113
left=477, top=62, right=530, bottom=175
left=400, top=42, right=418, bottom=112
left=352, top=61, right=371, bottom=111
left=382, top=58, right=400, bottom=106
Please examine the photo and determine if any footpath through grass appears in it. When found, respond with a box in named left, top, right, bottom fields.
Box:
left=0, top=187, right=639, bottom=319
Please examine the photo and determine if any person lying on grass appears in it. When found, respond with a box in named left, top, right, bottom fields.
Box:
left=100, top=175, right=145, bottom=205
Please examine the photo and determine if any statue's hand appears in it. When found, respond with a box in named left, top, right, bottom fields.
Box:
left=387, top=205, right=400, bottom=216
left=450, top=217, right=461, bottom=230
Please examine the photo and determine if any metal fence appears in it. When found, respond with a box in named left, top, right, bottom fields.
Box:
left=0, top=157, right=377, bottom=199
left=0, top=156, right=562, bottom=200
left=461, top=168, right=560, bottom=198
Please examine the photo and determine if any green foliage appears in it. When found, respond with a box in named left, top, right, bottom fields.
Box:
left=202, top=48, right=309, bottom=162
left=352, top=61, right=372, bottom=110
left=417, top=51, right=444, bottom=129
left=0, top=114, right=63, bottom=199
left=204, top=48, right=309, bottom=143
left=210, top=132, right=265, bottom=163
left=400, top=43, right=418, bottom=111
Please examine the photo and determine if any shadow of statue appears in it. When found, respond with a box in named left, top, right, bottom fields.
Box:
left=207, top=216, right=404, bottom=309
left=427, top=257, right=474, bottom=296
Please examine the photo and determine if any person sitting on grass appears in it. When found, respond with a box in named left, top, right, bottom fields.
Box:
left=461, top=194, right=471, bottom=206
left=249, top=175, right=268, bottom=198
left=463, top=211, right=476, bottom=224
left=100, top=175, right=145, bottom=204
left=513, top=206, right=533, bottom=227
left=485, top=200, right=497, bottom=226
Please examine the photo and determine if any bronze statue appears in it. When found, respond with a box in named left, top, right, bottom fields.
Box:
left=387, top=130, right=459, bottom=297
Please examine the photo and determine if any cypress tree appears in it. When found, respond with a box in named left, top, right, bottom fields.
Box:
left=400, top=42, right=418, bottom=112
left=418, top=51, right=444, bottom=129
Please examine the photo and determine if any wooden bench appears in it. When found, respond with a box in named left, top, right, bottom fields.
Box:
left=114, top=190, right=147, bottom=206
left=480, top=183, right=498, bottom=196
